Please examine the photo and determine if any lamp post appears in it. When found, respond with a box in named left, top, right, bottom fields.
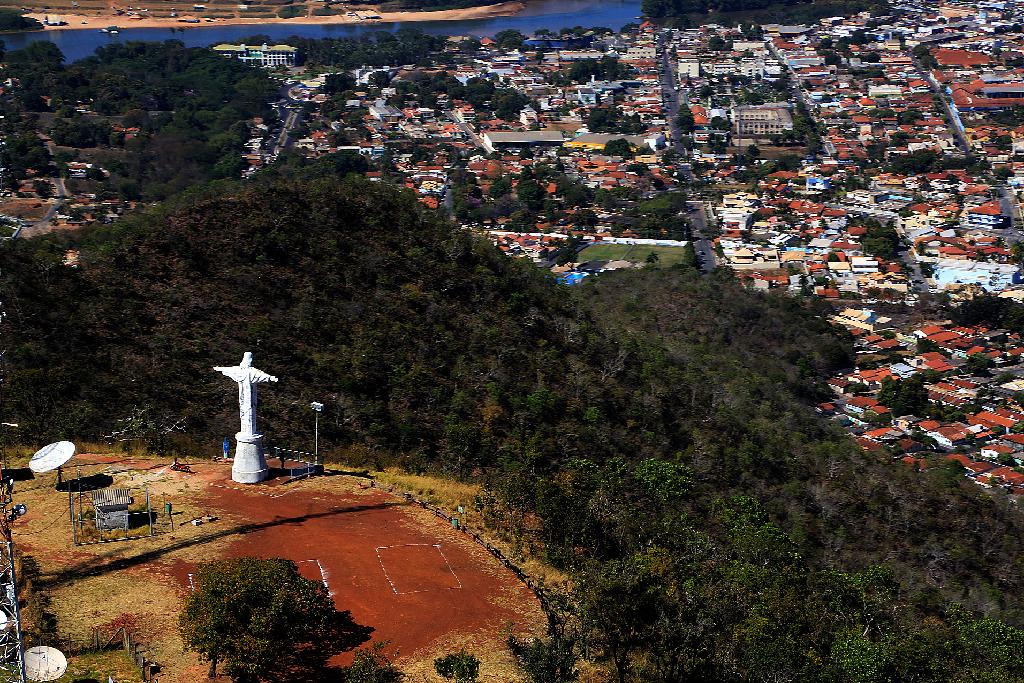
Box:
left=310, top=402, right=323, bottom=465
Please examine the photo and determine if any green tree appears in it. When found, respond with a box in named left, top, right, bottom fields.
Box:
left=488, top=176, right=513, bottom=198
left=32, top=180, right=52, bottom=199
left=0, top=11, right=34, bottom=32
left=341, top=643, right=404, bottom=683
left=965, top=353, right=993, bottom=377
left=434, top=650, right=480, bottom=683
left=575, top=555, right=662, bottom=683
left=860, top=220, right=901, bottom=261
left=179, top=557, right=345, bottom=681
left=603, top=138, right=634, bottom=158
left=508, top=635, right=578, bottom=683
left=913, top=43, right=938, bottom=69
left=492, top=89, right=530, bottom=121
left=877, top=376, right=928, bottom=417
left=493, top=29, right=526, bottom=51
left=675, top=108, right=695, bottom=133
left=517, top=169, right=544, bottom=209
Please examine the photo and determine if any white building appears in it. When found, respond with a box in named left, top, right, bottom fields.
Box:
left=212, top=43, right=297, bottom=68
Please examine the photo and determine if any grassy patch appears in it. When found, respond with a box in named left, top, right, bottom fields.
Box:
left=374, top=467, right=481, bottom=512
left=56, top=649, right=143, bottom=683
left=580, top=243, right=689, bottom=267
left=276, top=4, right=304, bottom=17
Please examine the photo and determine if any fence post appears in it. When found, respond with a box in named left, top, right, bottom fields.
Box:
left=68, top=488, right=77, bottom=546
left=146, top=485, right=154, bottom=537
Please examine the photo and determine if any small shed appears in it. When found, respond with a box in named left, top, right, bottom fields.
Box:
left=92, top=488, right=133, bottom=531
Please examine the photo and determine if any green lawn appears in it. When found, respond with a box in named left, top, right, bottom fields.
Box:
left=56, top=649, right=143, bottom=682
left=579, top=243, right=689, bottom=267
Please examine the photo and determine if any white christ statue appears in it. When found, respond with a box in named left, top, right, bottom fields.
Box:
left=215, top=352, right=278, bottom=483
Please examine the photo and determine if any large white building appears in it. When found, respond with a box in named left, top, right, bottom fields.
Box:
left=212, top=43, right=297, bottom=68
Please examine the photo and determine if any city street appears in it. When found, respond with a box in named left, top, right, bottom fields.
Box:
left=687, top=200, right=717, bottom=274
left=658, top=32, right=683, bottom=151
left=271, top=83, right=309, bottom=155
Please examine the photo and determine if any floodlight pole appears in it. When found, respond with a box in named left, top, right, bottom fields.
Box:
left=310, top=402, right=324, bottom=466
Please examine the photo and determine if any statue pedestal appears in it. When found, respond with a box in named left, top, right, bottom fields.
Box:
left=232, top=432, right=268, bottom=484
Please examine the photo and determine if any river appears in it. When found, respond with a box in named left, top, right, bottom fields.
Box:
left=0, top=0, right=643, bottom=62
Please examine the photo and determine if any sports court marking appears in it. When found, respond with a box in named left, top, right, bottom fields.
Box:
left=299, top=558, right=333, bottom=596
left=376, top=543, right=463, bottom=595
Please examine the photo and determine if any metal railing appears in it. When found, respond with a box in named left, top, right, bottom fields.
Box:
left=270, top=447, right=323, bottom=481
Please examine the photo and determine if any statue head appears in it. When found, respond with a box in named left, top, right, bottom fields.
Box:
left=241, top=351, right=253, bottom=368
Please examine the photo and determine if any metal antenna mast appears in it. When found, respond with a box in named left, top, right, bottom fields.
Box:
left=0, top=477, right=28, bottom=683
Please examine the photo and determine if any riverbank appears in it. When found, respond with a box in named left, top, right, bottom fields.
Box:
left=27, top=0, right=525, bottom=32
left=2, top=0, right=641, bottom=62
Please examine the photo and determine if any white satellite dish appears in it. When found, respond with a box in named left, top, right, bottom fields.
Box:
left=24, top=646, right=68, bottom=682
left=28, top=442, right=75, bottom=474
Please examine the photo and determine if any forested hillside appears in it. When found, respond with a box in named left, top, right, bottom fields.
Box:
left=0, top=41, right=275, bottom=200
left=2, top=178, right=1024, bottom=681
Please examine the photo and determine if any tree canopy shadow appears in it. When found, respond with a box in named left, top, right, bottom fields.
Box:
left=275, top=609, right=374, bottom=682
left=56, top=472, right=114, bottom=492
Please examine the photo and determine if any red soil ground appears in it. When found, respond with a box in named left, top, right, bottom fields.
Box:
left=377, top=544, right=463, bottom=594
left=184, top=472, right=543, bottom=667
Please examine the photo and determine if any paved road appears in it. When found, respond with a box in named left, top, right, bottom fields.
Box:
left=914, top=57, right=970, bottom=154
left=450, top=115, right=485, bottom=150
left=274, top=107, right=300, bottom=153
left=904, top=254, right=932, bottom=294
left=271, top=83, right=309, bottom=155
left=767, top=41, right=810, bottom=109
left=22, top=138, right=68, bottom=238
left=687, top=200, right=717, bottom=274
left=996, top=184, right=1024, bottom=244
left=658, top=33, right=683, bottom=150
left=999, top=185, right=1019, bottom=227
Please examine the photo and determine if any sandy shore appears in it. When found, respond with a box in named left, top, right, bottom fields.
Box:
left=28, top=1, right=525, bottom=31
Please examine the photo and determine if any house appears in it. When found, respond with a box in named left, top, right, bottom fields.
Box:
left=920, top=421, right=974, bottom=449
left=846, top=395, right=890, bottom=416
left=481, top=131, right=564, bottom=154
left=369, top=99, right=402, bottom=123
left=981, top=444, right=1019, bottom=461
left=963, top=201, right=1009, bottom=230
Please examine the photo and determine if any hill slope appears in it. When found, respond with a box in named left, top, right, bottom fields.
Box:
left=2, top=177, right=1023, bottom=680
